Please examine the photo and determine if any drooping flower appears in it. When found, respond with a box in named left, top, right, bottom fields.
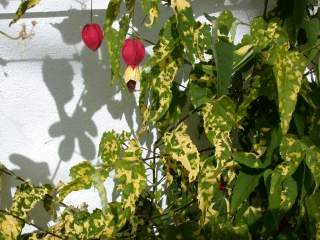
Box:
left=81, top=24, right=104, bottom=51
left=121, top=38, right=145, bottom=93
left=122, top=38, right=145, bottom=68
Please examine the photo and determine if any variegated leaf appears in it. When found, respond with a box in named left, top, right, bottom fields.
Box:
left=10, top=0, right=41, bottom=26
left=193, top=23, right=212, bottom=61
left=140, top=0, right=160, bottom=27
left=99, top=131, right=130, bottom=168
left=163, top=123, right=200, bottom=182
left=249, top=17, right=288, bottom=51
left=57, top=161, right=108, bottom=209
left=173, top=0, right=196, bottom=63
left=0, top=183, right=48, bottom=239
left=53, top=205, right=125, bottom=239
left=10, top=183, right=48, bottom=220
left=305, top=145, right=320, bottom=191
left=115, top=139, right=147, bottom=217
left=197, top=161, right=220, bottom=224
left=151, top=56, right=180, bottom=122
left=0, top=214, right=22, bottom=240
left=201, top=96, right=236, bottom=164
left=104, top=0, right=134, bottom=84
left=268, top=46, right=306, bottom=134
left=151, top=16, right=178, bottom=65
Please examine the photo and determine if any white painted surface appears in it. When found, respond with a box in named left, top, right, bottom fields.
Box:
left=0, top=0, right=275, bottom=233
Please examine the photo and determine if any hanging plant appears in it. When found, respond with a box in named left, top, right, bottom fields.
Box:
left=122, top=38, right=145, bottom=92
left=1, top=0, right=320, bottom=239
left=81, top=0, right=103, bottom=51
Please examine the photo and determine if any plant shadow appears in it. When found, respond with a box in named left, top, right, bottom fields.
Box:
left=0, top=154, right=52, bottom=228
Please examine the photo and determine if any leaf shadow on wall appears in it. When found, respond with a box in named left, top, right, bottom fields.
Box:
left=0, top=154, right=52, bottom=228
left=0, top=0, right=9, bottom=9
left=42, top=10, right=138, bottom=170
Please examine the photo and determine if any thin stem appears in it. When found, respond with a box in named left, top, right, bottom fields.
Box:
left=128, top=26, right=156, bottom=45
left=263, top=0, right=269, bottom=19
left=0, top=209, right=64, bottom=239
left=90, top=0, right=93, bottom=23
left=302, top=42, right=320, bottom=53
left=152, top=146, right=157, bottom=203
left=152, top=200, right=196, bottom=220
left=0, top=30, right=20, bottom=40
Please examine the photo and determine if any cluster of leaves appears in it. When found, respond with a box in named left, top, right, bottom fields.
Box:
left=1, top=0, right=320, bottom=239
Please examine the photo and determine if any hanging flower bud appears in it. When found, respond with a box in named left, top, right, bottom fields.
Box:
left=124, top=65, right=141, bottom=93
left=121, top=38, right=145, bottom=93
left=121, top=38, right=145, bottom=68
left=81, top=23, right=104, bottom=51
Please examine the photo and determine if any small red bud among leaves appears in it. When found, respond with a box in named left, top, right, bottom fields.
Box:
left=219, top=182, right=226, bottom=191
left=219, top=176, right=226, bottom=191
left=121, top=38, right=145, bottom=68
left=81, top=24, right=104, bottom=51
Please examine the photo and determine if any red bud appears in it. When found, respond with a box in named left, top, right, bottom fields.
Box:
left=121, top=38, right=145, bottom=68
left=81, top=24, right=104, bottom=51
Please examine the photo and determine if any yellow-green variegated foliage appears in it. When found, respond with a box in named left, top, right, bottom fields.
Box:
left=114, top=139, right=147, bottom=217
left=4, top=0, right=320, bottom=239
left=163, top=123, right=200, bottom=182
left=0, top=183, right=48, bottom=239
left=201, top=96, right=236, bottom=165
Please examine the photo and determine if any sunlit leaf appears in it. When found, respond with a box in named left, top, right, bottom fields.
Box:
left=163, top=123, right=200, bottom=182
left=10, top=0, right=41, bottom=26
left=140, top=0, right=160, bottom=27
left=115, top=139, right=147, bottom=218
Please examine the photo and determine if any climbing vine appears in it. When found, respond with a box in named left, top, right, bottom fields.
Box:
left=1, top=0, right=320, bottom=239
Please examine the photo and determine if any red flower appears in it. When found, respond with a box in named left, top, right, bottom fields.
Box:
left=122, top=38, right=145, bottom=93
left=121, top=38, right=145, bottom=68
left=81, top=24, right=104, bottom=51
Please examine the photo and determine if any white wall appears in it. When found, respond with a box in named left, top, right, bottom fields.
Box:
left=0, top=0, right=275, bottom=233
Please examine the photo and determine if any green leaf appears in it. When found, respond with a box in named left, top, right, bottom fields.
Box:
left=231, top=171, right=261, bottom=212
left=236, top=76, right=261, bottom=122
left=304, top=18, right=320, bottom=46
left=140, top=0, right=160, bottom=27
left=269, top=176, right=297, bottom=212
left=217, top=10, right=236, bottom=36
left=233, top=152, right=267, bottom=169
left=188, top=80, right=214, bottom=109
left=163, top=123, right=200, bottom=182
left=214, top=40, right=234, bottom=96
left=10, top=0, right=41, bottom=26
left=305, top=191, right=320, bottom=238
